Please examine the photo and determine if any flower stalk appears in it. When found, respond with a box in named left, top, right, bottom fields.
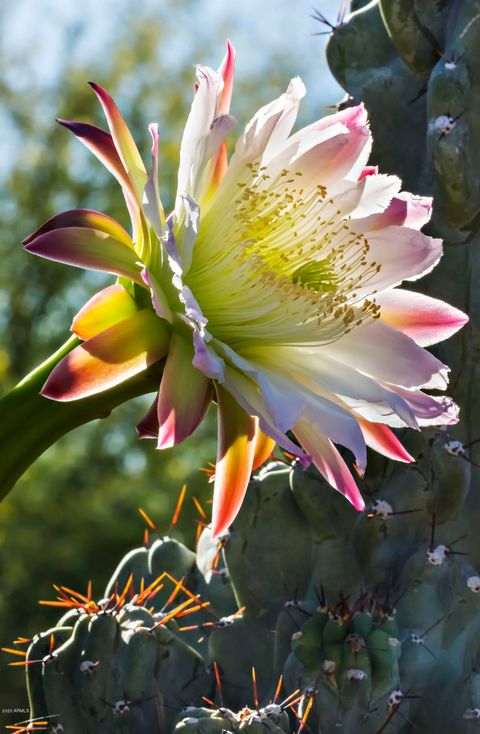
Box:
left=0, top=336, right=163, bottom=500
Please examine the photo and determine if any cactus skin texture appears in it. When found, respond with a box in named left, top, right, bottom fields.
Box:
left=21, top=457, right=480, bottom=733
left=173, top=705, right=291, bottom=734
left=13, top=2, right=480, bottom=732
left=26, top=600, right=211, bottom=734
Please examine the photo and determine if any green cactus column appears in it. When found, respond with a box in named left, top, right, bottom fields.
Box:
left=322, top=0, right=480, bottom=730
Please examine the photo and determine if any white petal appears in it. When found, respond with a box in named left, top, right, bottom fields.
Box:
left=325, top=319, right=449, bottom=390
left=143, top=123, right=164, bottom=237
left=176, top=65, right=223, bottom=204
left=353, top=192, right=433, bottom=231
left=228, top=77, right=306, bottom=171
left=213, top=339, right=304, bottom=431
left=294, top=420, right=365, bottom=510
left=353, top=226, right=443, bottom=296
left=383, top=385, right=459, bottom=426
left=202, top=113, right=236, bottom=161
left=299, top=398, right=367, bottom=473
left=268, top=104, right=372, bottom=192
left=244, top=344, right=417, bottom=428
left=335, top=174, right=402, bottom=219
left=376, top=289, right=468, bottom=346
left=192, top=331, right=225, bottom=381
left=221, top=363, right=309, bottom=463
left=221, top=342, right=367, bottom=472
left=175, top=194, right=200, bottom=275
left=141, top=267, right=172, bottom=322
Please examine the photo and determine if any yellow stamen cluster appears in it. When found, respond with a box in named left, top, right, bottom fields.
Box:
left=186, top=163, right=381, bottom=347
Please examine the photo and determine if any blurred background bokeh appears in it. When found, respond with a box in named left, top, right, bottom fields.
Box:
left=0, top=0, right=342, bottom=716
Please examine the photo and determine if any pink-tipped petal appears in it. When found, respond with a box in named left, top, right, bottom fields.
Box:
left=71, top=284, right=138, bottom=340
left=157, top=334, right=213, bottom=448
left=217, top=39, right=235, bottom=115
left=294, top=421, right=365, bottom=511
left=357, top=418, right=414, bottom=463
left=24, top=226, right=143, bottom=284
left=22, top=209, right=132, bottom=248
left=396, top=192, right=433, bottom=228
left=211, top=385, right=257, bottom=538
left=354, top=191, right=433, bottom=231
left=88, top=82, right=147, bottom=199
left=308, top=102, right=369, bottom=139
left=136, top=395, right=160, bottom=439
left=42, top=309, right=169, bottom=401
left=376, top=289, right=468, bottom=346
left=334, top=173, right=402, bottom=220
left=57, top=119, right=138, bottom=204
left=272, top=103, right=371, bottom=189
left=358, top=165, right=378, bottom=180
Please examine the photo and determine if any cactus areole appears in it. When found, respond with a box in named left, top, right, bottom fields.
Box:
left=24, top=42, right=466, bottom=536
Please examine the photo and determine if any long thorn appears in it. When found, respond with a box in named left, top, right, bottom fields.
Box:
left=170, top=484, right=187, bottom=531
left=193, top=496, right=208, bottom=521
left=273, top=675, right=283, bottom=704
left=213, top=661, right=224, bottom=707
left=138, top=507, right=157, bottom=530
left=252, top=666, right=259, bottom=709
left=298, top=695, right=314, bottom=734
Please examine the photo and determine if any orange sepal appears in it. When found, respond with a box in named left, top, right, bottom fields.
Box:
left=211, top=386, right=256, bottom=538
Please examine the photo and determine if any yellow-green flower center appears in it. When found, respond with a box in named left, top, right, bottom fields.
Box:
left=185, top=165, right=381, bottom=348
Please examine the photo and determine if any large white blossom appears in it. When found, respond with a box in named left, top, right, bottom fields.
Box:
left=26, top=42, right=467, bottom=536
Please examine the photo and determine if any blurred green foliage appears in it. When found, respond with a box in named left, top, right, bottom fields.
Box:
left=0, top=0, right=335, bottom=717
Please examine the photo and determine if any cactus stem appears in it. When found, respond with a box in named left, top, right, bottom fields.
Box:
left=422, top=612, right=452, bottom=639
